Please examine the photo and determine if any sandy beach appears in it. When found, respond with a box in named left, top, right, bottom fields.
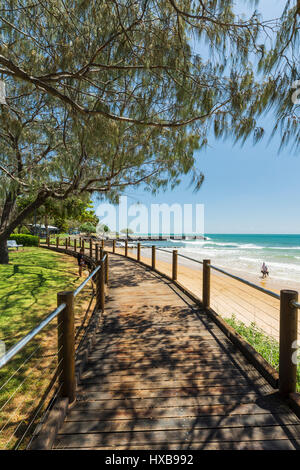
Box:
left=113, top=246, right=300, bottom=342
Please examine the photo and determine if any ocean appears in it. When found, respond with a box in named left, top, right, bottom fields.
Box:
left=140, top=234, right=300, bottom=286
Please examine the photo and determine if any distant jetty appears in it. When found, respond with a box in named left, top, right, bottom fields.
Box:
left=113, top=234, right=207, bottom=241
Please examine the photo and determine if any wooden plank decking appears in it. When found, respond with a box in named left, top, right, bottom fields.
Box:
left=53, top=255, right=300, bottom=450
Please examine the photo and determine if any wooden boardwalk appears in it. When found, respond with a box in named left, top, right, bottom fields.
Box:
left=53, top=255, right=300, bottom=450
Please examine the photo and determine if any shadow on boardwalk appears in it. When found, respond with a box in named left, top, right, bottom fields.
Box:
left=54, top=256, right=300, bottom=450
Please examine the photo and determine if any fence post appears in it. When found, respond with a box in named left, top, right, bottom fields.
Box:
left=79, top=237, right=81, bottom=248
left=82, top=240, right=85, bottom=252
left=89, top=240, right=93, bottom=258
left=68, top=236, right=71, bottom=246
left=202, top=259, right=211, bottom=309
left=172, top=250, right=178, bottom=281
left=279, top=290, right=298, bottom=397
left=137, top=242, right=141, bottom=262
left=101, top=239, right=104, bottom=249
left=104, top=252, right=109, bottom=284
left=74, top=238, right=77, bottom=252
left=56, top=237, right=59, bottom=248
left=125, top=240, right=128, bottom=257
left=113, top=239, right=116, bottom=253
left=57, top=291, right=76, bottom=404
left=47, top=236, right=50, bottom=247
left=95, top=243, right=98, bottom=261
left=38, top=236, right=40, bottom=247
left=152, top=245, right=156, bottom=270
left=96, top=260, right=105, bottom=313
left=65, top=238, right=68, bottom=252
left=100, top=247, right=104, bottom=262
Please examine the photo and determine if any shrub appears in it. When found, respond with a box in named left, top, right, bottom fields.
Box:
left=80, top=223, right=97, bottom=234
left=8, top=234, right=39, bottom=246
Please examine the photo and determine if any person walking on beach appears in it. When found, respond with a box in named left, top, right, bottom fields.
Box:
left=78, top=247, right=86, bottom=277
left=261, top=262, right=269, bottom=279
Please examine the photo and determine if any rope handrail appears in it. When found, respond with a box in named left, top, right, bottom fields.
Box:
left=0, top=261, right=104, bottom=369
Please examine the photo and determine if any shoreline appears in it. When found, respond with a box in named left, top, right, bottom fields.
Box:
left=140, top=247, right=300, bottom=293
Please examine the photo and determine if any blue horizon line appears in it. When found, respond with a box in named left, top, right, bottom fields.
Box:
left=121, top=233, right=300, bottom=236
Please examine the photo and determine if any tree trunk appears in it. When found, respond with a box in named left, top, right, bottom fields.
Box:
left=0, top=237, right=9, bottom=264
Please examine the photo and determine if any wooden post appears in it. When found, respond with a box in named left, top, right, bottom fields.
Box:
left=125, top=239, right=128, bottom=257
left=202, top=259, right=211, bottom=309
left=38, top=236, right=40, bottom=247
left=57, top=291, right=76, bottom=404
left=279, top=290, right=298, bottom=397
left=56, top=237, right=59, bottom=248
left=96, top=260, right=105, bottom=313
left=68, top=236, right=71, bottom=246
left=65, top=238, right=68, bottom=252
left=79, top=237, right=81, bottom=248
left=137, top=243, right=141, bottom=262
left=104, top=251, right=109, bottom=284
left=95, top=243, right=99, bottom=261
left=82, top=240, right=85, bottom=252
left=152, top=245, right=156, bottom=270
left=89, top=239, right=93, bottom=258
left=113, top=239, right=116, bottom=253
left=172, top=250, right=178, bottom=281
left=74, top=239, right=77, bottom=252
left=101, top=239, right=104, bottom=249
left=47, top=236, right=50, bottom=247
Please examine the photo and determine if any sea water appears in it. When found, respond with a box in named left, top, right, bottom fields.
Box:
left=140, top=234, right=300, bottom=286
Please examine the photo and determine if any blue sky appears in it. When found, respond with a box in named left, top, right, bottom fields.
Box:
left=94, top=1, right=300, bottom=234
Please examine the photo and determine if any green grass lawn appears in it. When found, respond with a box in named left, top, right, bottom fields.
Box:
left=0, top=247, right=81, bottom=347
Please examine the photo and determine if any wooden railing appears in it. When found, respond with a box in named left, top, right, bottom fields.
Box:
left=0, top=250, right=107, bottom=449
left=106, top=240, right=299, bottom=399
left=38, top=236, right=300, bottom=400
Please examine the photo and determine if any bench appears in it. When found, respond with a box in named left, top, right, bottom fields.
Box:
left=7, top=240, right=23, bottom=251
